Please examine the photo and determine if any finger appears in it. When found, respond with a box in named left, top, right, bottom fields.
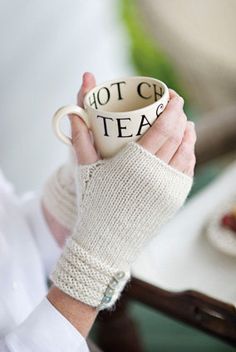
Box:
left=138, top=94, right=184, bottom=154
left=77, top=72, right=96, bottom=107
left=169, top=121, right=197, bottom=177
left=70, top=72, right=99, bottom=164
left=168, top=88, right=181, bottom=99
left=155, top=112, right=187, bottom=163
left=70, top=115, right=100, bottom=165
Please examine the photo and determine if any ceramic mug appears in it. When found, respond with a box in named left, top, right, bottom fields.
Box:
left=53, top=76, right=169, bottom=158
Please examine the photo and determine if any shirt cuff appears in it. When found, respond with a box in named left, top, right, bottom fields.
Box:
left=4, top=298, right=89, bottom=352
left=21, top=193, right=62, bottom=276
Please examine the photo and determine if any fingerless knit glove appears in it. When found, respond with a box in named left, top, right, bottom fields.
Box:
left=52, top=142, right=193, bottom=309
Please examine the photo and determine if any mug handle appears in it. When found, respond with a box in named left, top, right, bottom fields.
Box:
left=52, top=105, right=91, bottom=145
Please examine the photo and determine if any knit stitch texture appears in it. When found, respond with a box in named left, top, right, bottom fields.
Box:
left=42, top=150, right=77, bottom=230
left=52, top=142, right=193, bottom=309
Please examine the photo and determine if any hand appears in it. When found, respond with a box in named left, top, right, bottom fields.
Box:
left=51, top=77, right=194, bottom=311
left=48, top=75, right=195, bottom=339
left=138, top=89, right=196, bottom=176
left=42, top=72, right=97, bottom=245
left=48, top=75, right=196, bottom=340
left=71, top=80, right=196, bottom=177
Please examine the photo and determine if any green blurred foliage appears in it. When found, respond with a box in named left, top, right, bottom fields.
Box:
left=120, top=0, right=188, bottom=102
left=120, top=0, right=221, bottom=198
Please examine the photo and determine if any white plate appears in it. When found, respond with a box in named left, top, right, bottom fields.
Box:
left=205, top=198, right=236, bottom=257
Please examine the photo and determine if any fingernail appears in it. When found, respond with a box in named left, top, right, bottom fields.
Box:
left=82, top=73, right=87, bottom=86
left=173, top=95, right=184, bottom=104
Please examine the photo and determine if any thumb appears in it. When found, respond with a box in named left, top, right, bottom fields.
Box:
left=77, top=72, right=96, bottom=107
left=69, top=115, right=100, bottom=165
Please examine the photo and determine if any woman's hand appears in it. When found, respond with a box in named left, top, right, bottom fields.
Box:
left=71, top=74, right=196, bottom=177
left=49, top=73, right=195, bottom=332
left=42, top=72, right=97, bottom=246
left=43, top=72, right=196, bottom=247
left=138, top=89, right=196, bottom=176
left=48, top=74, right=196, bottom=339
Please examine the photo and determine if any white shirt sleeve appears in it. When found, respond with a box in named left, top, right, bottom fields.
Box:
left=20, top=193, right=62, bottom=277
left=1, top=298, right=89, bottom=352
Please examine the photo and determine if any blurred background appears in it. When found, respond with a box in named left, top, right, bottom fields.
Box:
left=0, top=0, right=236, bottom=351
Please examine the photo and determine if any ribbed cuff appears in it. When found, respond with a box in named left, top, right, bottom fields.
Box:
left=43, top=165, right=77, bottom=230
left=51, top=237, right=130, bottom=310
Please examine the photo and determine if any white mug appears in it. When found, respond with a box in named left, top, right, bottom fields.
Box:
left=53, top=76, right=169, bottom=158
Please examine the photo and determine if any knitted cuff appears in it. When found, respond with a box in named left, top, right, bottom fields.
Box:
left=51, top=237, right=130, bottom=310
left=42, top=163, right=77, bottom=230
left=42, top=155, right=104, bottom=231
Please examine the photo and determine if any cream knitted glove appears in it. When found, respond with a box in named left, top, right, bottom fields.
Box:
left=52, top=142, right=193, bottom=310
left=42, top=149, right=77, bottom=230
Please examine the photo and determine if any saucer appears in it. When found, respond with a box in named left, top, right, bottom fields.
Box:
left=205, top=198, right=236, bottom=257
